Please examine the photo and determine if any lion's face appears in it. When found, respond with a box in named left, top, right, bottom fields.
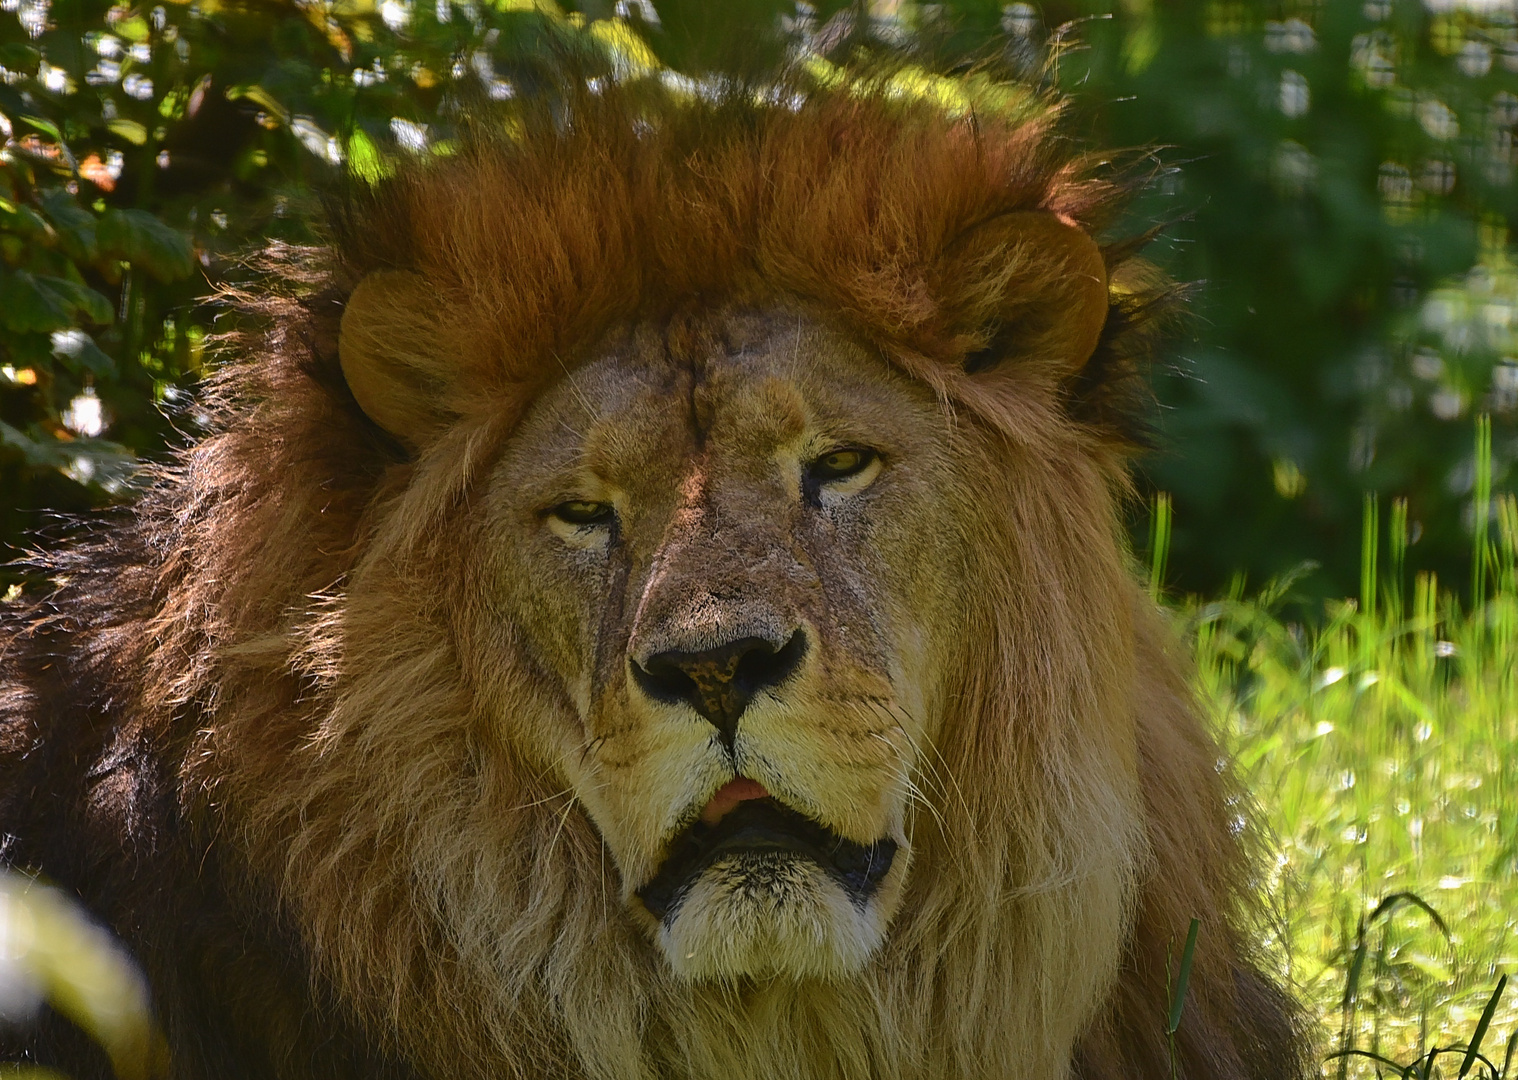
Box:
left=473, top=309, right=967, bottom=980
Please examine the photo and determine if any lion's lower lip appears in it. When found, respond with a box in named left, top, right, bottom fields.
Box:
left=635, top=798, right=897, bottom=922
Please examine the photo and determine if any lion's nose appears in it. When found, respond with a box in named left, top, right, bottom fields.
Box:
left=631, top=632, right=807, bottom=747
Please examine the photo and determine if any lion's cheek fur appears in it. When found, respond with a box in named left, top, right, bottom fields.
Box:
left=902, top=430, right=1151, bottom=1063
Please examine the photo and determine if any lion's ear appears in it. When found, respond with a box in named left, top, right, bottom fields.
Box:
left=339, top=271, right=454, bottom=447
left=952, top=211, right=1109, bottom=376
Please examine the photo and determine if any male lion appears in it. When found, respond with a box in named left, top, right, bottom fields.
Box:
left=1, top=83, right=1307, bottom=1080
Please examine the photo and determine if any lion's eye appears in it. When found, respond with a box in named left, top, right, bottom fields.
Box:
left=808, top=448, right=876, bottom=484
left=550, top=500, right=615, bottom=528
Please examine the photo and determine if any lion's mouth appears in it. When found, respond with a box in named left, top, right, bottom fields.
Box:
left=635, top=781, right=897, bottom=922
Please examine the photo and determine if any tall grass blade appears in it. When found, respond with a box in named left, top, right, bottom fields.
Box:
left=1473, top=413, right=1492, bottom=608
left=1166, top=917, right=1201, bottom=1080
left=1457, top=975, right=1506, bottom=1080
left=1341, top=937, right=1370, bottom=1013
left=1175, top=434, right=1517, bottom=1080
left=1500, top=495, right=1518, bottom=586
left=1363, top=892, right=1452, bottom=941
left=1325, top=1048, right=1425, bottom=1073
left=1339, top=932, right=1370, bottom=1080
left=1167, top=917, right=1201, bottom=1035
left=1390, top=496, right=1408, bottom=623
left=1150, top=492, right=1172, bottom=604
left=1337, top=894, right=1454, bottom=1079
left=1363, top=492, right=1380, bottom=624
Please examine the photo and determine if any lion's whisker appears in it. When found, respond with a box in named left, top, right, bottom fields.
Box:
left=507, top=786, right=579, bottom=813
left=577, top=736, right=606, bottom=768
left=883, top=700, right=974, bottom=825
left=893, top=763, right=947, bottom=837
left=862, top=720, right=949, bottom=809
left=551, top=351, right=600, bottom=427
left=855, top=697, right=956, bottom=812
left=542, top=792, right=581, bottom=866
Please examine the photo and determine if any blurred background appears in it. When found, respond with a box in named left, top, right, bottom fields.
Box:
left=2, top=0, right=1517, bottom=600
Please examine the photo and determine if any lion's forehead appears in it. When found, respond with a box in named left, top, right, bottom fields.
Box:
left=500, top=308, right=940, bottom=506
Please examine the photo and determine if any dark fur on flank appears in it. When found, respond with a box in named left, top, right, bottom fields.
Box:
left=0, top=529, right=420, bottom=1078
left=2, top=79, right=1309, bottom=1079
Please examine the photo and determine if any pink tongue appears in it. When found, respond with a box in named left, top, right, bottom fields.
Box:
left=700, top=777, right=770, bottom=825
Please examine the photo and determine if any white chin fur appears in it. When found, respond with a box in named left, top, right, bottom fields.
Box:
left=656, top=853, right=885, bottom=981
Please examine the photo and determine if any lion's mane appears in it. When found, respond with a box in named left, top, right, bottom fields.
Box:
left=1, top=81, right=1306, bottom=1080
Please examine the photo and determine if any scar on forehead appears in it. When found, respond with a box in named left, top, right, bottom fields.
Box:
left=677, top=464, right=708, bottom=507
left=573, top=313, right=821, bottom=476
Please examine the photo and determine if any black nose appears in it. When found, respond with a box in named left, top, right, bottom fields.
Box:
left=632, top=632, right=807, bottom=747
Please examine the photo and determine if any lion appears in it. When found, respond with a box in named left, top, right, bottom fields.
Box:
left=0, top=80, right=1308, bottom=1080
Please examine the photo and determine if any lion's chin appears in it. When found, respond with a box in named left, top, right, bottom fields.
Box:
left=656, top=854, right=889, bottom=981
left=635, top=797, right=901, bottom=981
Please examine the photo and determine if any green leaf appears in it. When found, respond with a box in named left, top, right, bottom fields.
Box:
left=96, top=210, right=194, bottom=281
left=106, top=119, right=148, bottom=146
left=0, top=419, right=48, bottom=465
left=0, top=270, right=114, bottom=333
left=1457, top=976, right=1507, bottom=1080
left=0, top=201, right=53, bottom=240
left=226, top=84, right=289, bottom=124
left=347, top=129, right=392, bottom=184
left=50, top=328, right=117, bottom=379
left=1166, top=918, right=1201, bottom=1035
left=39, top=190, right=94, bottom=233
left=0, top=44, right=40, bottom=75
left=0, top=419, right=136, bottom=486
left=38, top=189, right=98, bottom=264
left=158, top=88, right=186, bottom=120
left=19, top=115, right=62, bottom=141
left=114, top=15, right=150, bottom=41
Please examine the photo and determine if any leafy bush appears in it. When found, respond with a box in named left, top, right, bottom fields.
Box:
left=1048, top=0, right=1518, bottom=598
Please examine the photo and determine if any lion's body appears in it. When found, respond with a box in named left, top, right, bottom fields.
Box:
left=2, top=85, right=1306, bottom=1080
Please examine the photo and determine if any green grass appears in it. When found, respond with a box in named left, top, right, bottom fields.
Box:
left=1169, top=414, right=1518, bottom=1078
